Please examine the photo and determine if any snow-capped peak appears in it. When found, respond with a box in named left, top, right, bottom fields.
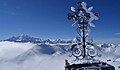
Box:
left=53, top=39, right=66, bottom=43
left=4, top=34, right=42, bottom=43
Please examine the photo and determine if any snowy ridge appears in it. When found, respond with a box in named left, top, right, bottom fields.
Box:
left=3, top=34, right=72, bottom=44
left=14, top=44, right=69, bottom=63
left=4, top=34, right=42, bottom=43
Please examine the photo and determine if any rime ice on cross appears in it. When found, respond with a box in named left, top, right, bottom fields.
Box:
left=68, top=2, right=98, bottom=27
left=68, top=2, right=99, bottom=60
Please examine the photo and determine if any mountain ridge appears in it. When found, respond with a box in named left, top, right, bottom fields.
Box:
left=3, top=34, right=72, bottom=44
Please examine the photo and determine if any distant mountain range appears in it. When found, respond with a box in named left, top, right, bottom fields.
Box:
left=3, top=34, right=120, bottom=45
left=3, top=34, right=72, bottom=44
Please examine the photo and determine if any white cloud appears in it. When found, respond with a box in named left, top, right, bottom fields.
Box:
left=0, top=41, right=35, bottom=59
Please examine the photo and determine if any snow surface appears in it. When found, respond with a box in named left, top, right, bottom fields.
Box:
left=0, top=41, right=119, bottom=70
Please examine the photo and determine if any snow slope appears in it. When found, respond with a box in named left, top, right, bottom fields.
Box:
left=0, top=41, right=120, bottom=70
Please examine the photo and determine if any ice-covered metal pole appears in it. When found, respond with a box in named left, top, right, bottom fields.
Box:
left=82, top=22, right=86, bottom=58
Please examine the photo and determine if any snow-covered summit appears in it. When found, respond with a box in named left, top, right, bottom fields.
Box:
left=53, top=39, right=67, bottom=43
left=4, top=34, right=42, bottom=43
left=72, top=37, right=81, bottom=43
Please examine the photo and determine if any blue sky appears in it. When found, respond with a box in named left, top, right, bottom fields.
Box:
left=0, top=0, right=120, bottom=40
